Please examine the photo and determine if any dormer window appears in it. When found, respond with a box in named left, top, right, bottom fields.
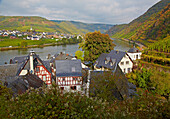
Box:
left=72, top=67, right=75, bottom=72
left=105, top=57, right=110, bottom=64
left=110, top=59, right=116, bottom=66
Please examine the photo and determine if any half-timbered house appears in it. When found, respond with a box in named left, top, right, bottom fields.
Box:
left=15, top=51, right=52, bottom=85
left=55, top=59, right=83, bottom=92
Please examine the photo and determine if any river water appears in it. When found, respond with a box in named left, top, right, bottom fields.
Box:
left=0, top=39, right=132, bottom=65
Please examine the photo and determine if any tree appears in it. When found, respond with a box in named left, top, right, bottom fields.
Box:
left=75, top=50, right=84, bottom=61
left=79, top=31, right=115, bottom=63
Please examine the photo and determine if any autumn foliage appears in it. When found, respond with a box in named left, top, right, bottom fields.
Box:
left=79, top=31, right=115, bottom=63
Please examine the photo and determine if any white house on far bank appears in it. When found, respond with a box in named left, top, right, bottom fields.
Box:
left=127, top=46, right=142, bottom=61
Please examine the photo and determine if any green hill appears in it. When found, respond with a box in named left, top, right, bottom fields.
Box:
left=0, top=16, right=66, bottom=32
left=0, top=16, right=113, bottom=34
left=52, top=20, right=113, bottom=33
left=107, top=0, right=170, bottom=46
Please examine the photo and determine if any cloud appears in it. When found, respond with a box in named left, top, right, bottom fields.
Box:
left=0, top=0, right=161, bottom=24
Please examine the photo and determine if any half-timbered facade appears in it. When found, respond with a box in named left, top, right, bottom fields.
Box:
left=55, top=59, right=83, bottom=92
left=16, top=51, right=52, bottom=85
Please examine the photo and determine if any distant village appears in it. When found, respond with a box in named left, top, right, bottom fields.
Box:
left=0, top=44, right=142, bottom=100
left=0, top=28, right=82, bottom=41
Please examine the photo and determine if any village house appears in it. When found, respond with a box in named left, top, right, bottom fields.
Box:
left=127, top=46, right=142, bottom=60
left=11, top=51, right=53, bottom=85
left=55, top=59, right=83, bottom=92
left=31, top=35, right=40, bottom=40
left=3, top=32, right=9, bottom=37
left=10, top=34, right=17, bottom=39
left=46, top=33, right=59, bottom=39
left=94, top=50, right=133, bottom=74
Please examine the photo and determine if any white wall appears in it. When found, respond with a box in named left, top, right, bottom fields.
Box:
left=127, top=52, right=142, bottom=60
left=20, top=70, right=28, bottom=75
left=58, top=85, right=82, bottom=92
left=118, top=54, right=133, bottom=74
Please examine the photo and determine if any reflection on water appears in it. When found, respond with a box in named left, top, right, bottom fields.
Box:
left=0, top=39, right=131, bottom=65
left=113, top=38, right=133, bottom=51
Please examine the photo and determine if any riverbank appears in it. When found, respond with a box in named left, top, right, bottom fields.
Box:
left=120, top=38, right=146, bottom=50
left=0, top=42, right=80, bottom=51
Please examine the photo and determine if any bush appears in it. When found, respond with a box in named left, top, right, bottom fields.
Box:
left=0, top=84, right=169, bottom=118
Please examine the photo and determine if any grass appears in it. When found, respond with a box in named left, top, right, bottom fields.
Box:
left=0, top=38, right=58, bottom=47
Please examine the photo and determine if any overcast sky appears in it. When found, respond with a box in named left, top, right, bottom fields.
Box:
left=0, top=0, right=161, bottom=24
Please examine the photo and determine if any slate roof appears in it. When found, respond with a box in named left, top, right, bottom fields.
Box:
left=0, top=64, right=18, bottom=84
left=89, top=65, right=136, bottom=100
left=50, top=52, right=74, bottom=63
left=16, top=52, right=52, bottom=76
left=55, top=59, right=82, bottom=77
left=95, top=50, right=127, bottom=70
left=42, top=60, right=52, bottom=73
left=54, top=52, right=74, bottom=60
left=7, top=74, right=44, bottom=95
left=128, top=46, right=141, bottom=53
left=11, top=56, right=27, bottom=64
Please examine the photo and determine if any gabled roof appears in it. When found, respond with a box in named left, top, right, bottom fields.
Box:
left=108, top=50, right=126, bottom=63
left=89, top=65, right=133, bottom=100
left=54, top=52, right=74, bottom=60
left=95, top=53, right=117, bottom=70
left=42, top=60, right=52, bottom=73
left=55, top=59, right=82, bottom=77
left=16, top=52, right=52, bottom=76
left=11, top=56, right=27, bottom=64
left=128, top=46, right=141, bottom=53
left=7, top=74, right=44, bottom=95
left=95, top=50, right=128, bottom=70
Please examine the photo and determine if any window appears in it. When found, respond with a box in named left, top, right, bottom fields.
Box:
left=124, top=68, right=126, bottom=73
left=136, top=55, right=138, bottom=59
left=73, top=77, right=78, bottom=80
left=70, top=86, right=76, bottom=90
left=128, top=68, right=131, bottom=73
left=63, top=78, right=65, bottom=81
left=126, top=61, right=129, bottom=64
left=121, top=62, right=124, bottom=65
left=60, top=87, right=64, bottom=90
left=43, top=75, right=46, bottom=81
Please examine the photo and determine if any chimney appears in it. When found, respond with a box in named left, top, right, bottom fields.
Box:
left=30, top=50, right=35, bottom=74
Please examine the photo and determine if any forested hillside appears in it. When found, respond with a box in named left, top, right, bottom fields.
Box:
left=0, top=16, right=113, bottom=34
left=0, top=16, right=66, bottom=33
left=52, top=20, right=113, bottom=33
left=107, top=0, right=170, bottom=46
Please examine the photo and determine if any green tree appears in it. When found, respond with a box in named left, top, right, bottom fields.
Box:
left=79, top=31, right=115, bottom=63
left=75, top=50, right=84, bottom=61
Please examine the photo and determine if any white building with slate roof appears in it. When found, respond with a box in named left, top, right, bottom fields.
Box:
left=94, top=50, right=133, bottom=74
left=127, top=46, right=142, bottom=61
left=55, top=59, right=83, bottom=92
